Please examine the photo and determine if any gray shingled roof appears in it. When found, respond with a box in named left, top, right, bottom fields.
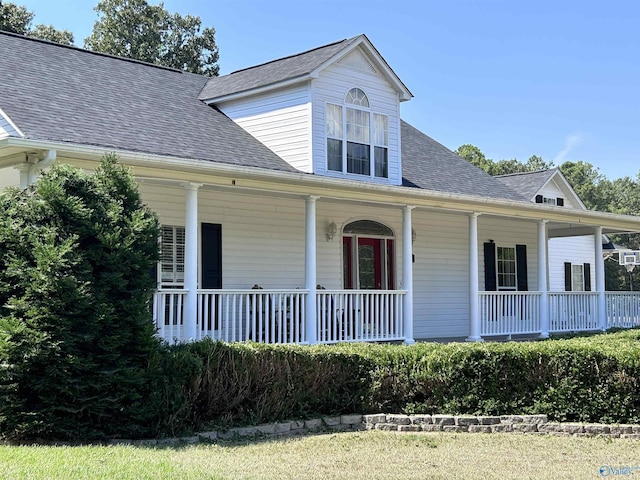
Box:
left=400, top=121, right=528, bottom=201
left=0, top=32, right=297, bottom=173
left=0, top=32, right=533, bottom=203
left=495, top=169, right=558, bottom=200
left=198, top=37, right=358, bottom=101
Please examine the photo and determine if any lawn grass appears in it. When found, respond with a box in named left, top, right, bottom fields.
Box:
left=1, top=430, right=639, bottom=479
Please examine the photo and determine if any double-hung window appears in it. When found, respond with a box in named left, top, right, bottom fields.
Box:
left=326, top=88, right=388, bottom=178
left=497, top=246, right=517, bottom=291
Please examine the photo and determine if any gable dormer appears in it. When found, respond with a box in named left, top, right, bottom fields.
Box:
left=199, top=35, right=412, bottom=185
left=496, top=169, right=586, bottom=210
left=533, top=173, right=585, bottom=209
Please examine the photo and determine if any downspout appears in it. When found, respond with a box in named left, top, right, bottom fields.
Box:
left=28, top=149, right=57, bottom=185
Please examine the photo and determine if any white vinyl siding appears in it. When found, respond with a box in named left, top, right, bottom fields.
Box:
left=478, top=218, right=538, bottom=292
left=548, top=235, right=596, bottom=292
left=412, top=211, right=470, bottom=339
left=0, top=167, right=19, bottom=189
left=138, top=184, right=307, bottom=289
left=216, top=85, right=312, bottom=172
left=311, top=48, right=401, bottom=186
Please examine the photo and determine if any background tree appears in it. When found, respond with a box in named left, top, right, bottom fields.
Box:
left=558, top=161, right=610, bottom=211
left=0, top=1, right=74, bottom=45
left=85, top=0, right=219, bottom=76
left=0, top=155, right=161, bottom=441
left=0, top=0, right=30, bottom=33
left=456, top=145, right=553, bottom=176
left=31, top=23, right=74, bottom=45
left=455, top=144, right=493, bottom=173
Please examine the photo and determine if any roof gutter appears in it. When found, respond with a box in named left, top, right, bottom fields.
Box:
left=2, top=137, right=639, bottom=232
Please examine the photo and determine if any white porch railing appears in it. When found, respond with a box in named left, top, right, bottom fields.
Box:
left=606, top=292, right=640, bottom=329
left=197, top=289, right=307, bottom=344
left=479, top=292, right=542, bottom=336
left=153, top=289, right=188, bottom=343
left=549, top=292, right=599, bottom=332
left=316, top=290, right=406, bottom=343
left=153, top=289, right=307, bottom=344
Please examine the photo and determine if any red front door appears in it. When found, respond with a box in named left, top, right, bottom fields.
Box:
left=357, top=238, right=382, bottom=290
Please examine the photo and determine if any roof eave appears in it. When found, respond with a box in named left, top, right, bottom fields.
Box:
left=2, top=137, right=638, bottom=233
left=202, top=74, right=311, bottom=105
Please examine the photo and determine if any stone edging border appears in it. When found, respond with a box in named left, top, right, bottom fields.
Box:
left=103, top=414, right=640, bottom=446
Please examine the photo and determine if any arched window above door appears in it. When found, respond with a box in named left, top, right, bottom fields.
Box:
left=343, top=220, right=393, bottom=237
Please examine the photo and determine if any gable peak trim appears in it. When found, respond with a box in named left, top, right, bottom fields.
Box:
left=0, top=108, right=25, bottom=138
left=310, top=34, right=413, bottom=101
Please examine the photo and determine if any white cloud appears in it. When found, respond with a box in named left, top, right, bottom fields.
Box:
left=553, top=134, right=584, bottom=164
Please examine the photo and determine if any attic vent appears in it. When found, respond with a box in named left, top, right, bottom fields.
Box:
left=337, top=49, right=378, bottom=75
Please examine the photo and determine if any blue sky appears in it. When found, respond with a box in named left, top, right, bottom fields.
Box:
left=18, top=0, right=640, bottom=180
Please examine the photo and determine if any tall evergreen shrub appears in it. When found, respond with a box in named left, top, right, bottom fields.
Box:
left=0, top=154, right=161, bottom=441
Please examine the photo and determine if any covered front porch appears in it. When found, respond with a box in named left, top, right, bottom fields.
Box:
left=142, top=176, right=640, bottom=345
left=144, top=179, right=416, bottom=345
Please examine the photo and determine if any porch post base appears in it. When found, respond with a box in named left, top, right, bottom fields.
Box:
left=539, top=332, right=550, bottom=339
left=465, top=335, right=484, bottom=342
left=404, top=338, right=416, bottom=345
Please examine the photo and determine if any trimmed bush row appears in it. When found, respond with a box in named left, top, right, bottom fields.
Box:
left=157, top=329, right=640, bottom=436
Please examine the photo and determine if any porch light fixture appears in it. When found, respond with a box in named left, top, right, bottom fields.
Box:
left=326, top=221, right=338, bottom=241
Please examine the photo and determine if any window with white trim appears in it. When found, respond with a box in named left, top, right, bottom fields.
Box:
left=326, top=88, right=388, bottom=178
left=571, top=264, right=585, bottom=292
left=497, top=246, right=516, bottom=290
left=160, top=225, right=185, bottom=286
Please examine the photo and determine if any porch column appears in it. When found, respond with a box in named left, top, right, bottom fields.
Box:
left=402, top=205, right=415, bottom=344
left=538, top=220, right=549, bottom=338
left=15, top=164, right=31, bottom=189
left=467, top=213, right=482, bottom=341
left=305, top=196, right=318, bottom=345
left=183, top=182, right=202, bottom=341
left=595, top=226, right=607, bottom=330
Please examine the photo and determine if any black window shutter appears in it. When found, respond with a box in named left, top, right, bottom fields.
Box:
left=201, top=223, right=222, bottom=289
left=584, top=263, right=591, bottom=291
left=149, top=263, right=158, bottom=287
left=564, top=262, right=572, bottom=291
left=556, top=197, right=564, bottom=206
left=484, top=242, right=497, bottom=291
left=516, top=244, right=528, bottom=291
left=535, top=194, right=543, bottom=203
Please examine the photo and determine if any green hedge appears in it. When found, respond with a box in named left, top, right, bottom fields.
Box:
left=158, top=329, right=640, bottom=436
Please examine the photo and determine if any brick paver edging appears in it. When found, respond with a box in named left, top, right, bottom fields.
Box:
left=103, top=414, right=640, bottom=446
